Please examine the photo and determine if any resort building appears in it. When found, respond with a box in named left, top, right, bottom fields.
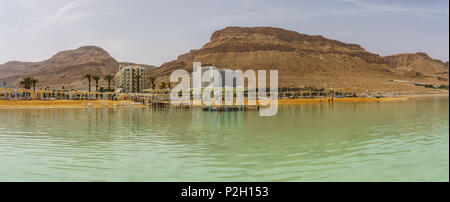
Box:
left=192, top=66, right=238, bottom=89
left=115, top=64, right=146, bottom=93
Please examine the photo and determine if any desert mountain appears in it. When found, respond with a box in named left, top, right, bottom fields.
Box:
left=148, top=26, right=448, bottom=94
left=0, top=46, right=158, bottom=90
left=0, top=46, right=120, bottom=90
left=0, top=61, right=37, bottom=79
left=1, top=27, right=448, bottom=94
left=381, top=53, right=449, bottom=79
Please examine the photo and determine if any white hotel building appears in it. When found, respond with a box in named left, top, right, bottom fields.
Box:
left=115, top=64, right=145, bottom=93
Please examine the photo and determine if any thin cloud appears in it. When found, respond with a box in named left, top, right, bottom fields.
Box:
left=27, top=0, right=92, bottom=25
left=0, top=0, right=448, bottom=64
left=339, top=0, right=449, bottom=14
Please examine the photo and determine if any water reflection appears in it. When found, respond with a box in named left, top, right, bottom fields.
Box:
left=0, top=97, right=448, bottom=181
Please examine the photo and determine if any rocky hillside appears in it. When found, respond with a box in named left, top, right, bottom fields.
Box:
left=381, top=53, right=449, bottom=80
left=1, top=27, right=448, bottom=94
left=148, top=26, right=448, bottom=94
left=0, top=46, right=120, bottom=90
left=0, top=61, right=36, bottom=79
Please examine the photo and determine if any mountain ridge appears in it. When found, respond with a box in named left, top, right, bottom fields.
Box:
left=1, top=26, right=448, bottom=94
left=147, top=26, right=448, bottom=94
left=0, top=46, right=156, bottom=90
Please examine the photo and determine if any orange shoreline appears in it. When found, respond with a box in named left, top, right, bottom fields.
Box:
left=0, top=97, right=413, bottom=109
left=1, top=94, right=448, bottom=108
left=0, top=100, right=144, bottom=109
left=276, top=97, right=409, bottom=104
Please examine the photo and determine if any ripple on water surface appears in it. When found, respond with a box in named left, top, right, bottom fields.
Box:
left=0, top=97, right=448, bottom=181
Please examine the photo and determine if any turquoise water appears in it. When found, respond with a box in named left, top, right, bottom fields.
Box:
left=0, top=97, right=448, bottom=181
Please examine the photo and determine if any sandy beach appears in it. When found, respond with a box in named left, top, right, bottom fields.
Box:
left=0, top=96, right=426, bottom=109
left=276, top=97, right=410, bottom=104
left=0, top=100, right=144, bottom=109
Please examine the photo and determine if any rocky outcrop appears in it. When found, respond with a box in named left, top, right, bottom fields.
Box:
left=381, top=52, right=449, bottom=76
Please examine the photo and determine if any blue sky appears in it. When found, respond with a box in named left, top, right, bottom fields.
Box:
left=0, top=0, right=448, bottom=66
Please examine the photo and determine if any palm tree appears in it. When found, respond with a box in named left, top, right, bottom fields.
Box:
left=104, top=75, right=114, bottom=90
left=20, top=77, right=32, bottom=89
left=92, top=75, right=100, bottom=92
left=135, top=74, right=142, bottom=93
left=149, top=77, right=156, bottom=89
left=31, top=78, right=38, bottom=91
left=160, top=81, right=167, bottom=89
left=84, top=74, right=92, bottom=92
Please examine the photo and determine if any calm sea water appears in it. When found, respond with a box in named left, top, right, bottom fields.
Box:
left=0, top=97, right=448, bottom=181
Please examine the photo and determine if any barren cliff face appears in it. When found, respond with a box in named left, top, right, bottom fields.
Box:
left=148, top=26, right=448, bottom=94
left=381, top=53, right=449, bottom=80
